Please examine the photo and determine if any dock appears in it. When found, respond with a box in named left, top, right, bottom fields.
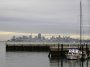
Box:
left=49, top=44, right=90, bottom=59
left=6, top=42, right=90, bottom=58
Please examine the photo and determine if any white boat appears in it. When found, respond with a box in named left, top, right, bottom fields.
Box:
left=66, top=49, right=82, bottom=60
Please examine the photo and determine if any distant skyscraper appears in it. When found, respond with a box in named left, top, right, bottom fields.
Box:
left=11, top=36, right=16, bottom=41
left=38, top=33, right=41, bottom=40
left=29, top=35, right=32, bottom=39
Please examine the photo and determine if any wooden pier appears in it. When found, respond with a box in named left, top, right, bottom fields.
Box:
left=48, top=44, right=90, bottom=59
left=6, top=42, right=90, bottom=58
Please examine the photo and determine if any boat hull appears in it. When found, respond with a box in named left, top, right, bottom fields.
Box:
left=66, top=55, right=81, bottom=60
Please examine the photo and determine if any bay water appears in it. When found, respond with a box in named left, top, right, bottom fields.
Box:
left=6, top=52, right=90, bottom=67
left=0, top=42, right=90, bottom=67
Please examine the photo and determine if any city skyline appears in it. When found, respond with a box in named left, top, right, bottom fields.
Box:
left=9, top=33, right=90, bottom=40
left=8, top=33, right=90, bottom=43
left=0, top=31, right=90, bottom=41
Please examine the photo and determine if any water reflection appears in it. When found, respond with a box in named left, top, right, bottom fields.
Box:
left=49, top=58, right=89, bottom=67
left=86, top=59, right=89, bottom=67
left=0, top=42, right=6, bottom=67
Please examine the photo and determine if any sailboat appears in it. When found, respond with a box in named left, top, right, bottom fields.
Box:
left=66, top=0, right=87, bottom=60
left=66, top=49, right=82, bottom=60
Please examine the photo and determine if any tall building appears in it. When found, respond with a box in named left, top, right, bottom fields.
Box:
left=29, top=35, right=32, bottom=39
left=38, top=33, right=41, bottom=40
left=11, top=36, right=16, bottom=41
left=29, top=35, right=32, bottom=41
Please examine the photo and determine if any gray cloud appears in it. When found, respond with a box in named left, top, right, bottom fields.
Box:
left=0, top=0, right=90, bottom=35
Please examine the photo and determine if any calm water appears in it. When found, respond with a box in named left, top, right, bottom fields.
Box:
left=6, top=52, right=90, bottom=67
left=0, top=42, right=5, bottom=67
left=0, top=42, right=90, bottom=67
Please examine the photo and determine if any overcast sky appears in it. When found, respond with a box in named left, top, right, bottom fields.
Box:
left=0, top=0, right=90, bottom=40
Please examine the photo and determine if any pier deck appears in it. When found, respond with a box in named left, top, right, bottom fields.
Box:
left=6, top=42, right=90, bottom=58
left=6, top=42, right=90, bottom=52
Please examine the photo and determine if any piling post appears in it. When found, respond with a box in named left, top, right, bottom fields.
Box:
left=48, top=47, right=51, bottom=58
left=58, top=44, right=60, bottom=58
left=61, top=44, right=63, bottom=67
left=61, top=44, right=63, bottom=57
left=86, top=44, right=89, bottom=57
left=57, top=43, right=60, bottom=67
left=81, top=44, right=84, bottom=60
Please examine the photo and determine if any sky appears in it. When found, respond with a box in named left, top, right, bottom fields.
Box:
left=0, top=0, right=90, bottom=41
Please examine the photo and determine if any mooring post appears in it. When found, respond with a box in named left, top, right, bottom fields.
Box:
left=57, top=43, right=60, bottom=67
left=61, top=44, right=63, bottom=57
left=86, top=44, right=89, bottom=57
left=58, top=44, right=59, bottom=58
left=81, top=44, right=84, bottom=60
left=58, top=44, right=59, bottom=51
left=61, top=44, right=63, bottom=67
left=48, top=46, right=51, bottom=58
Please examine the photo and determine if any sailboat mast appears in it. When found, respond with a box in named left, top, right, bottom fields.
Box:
left=80, top=0, right=82, bottom=45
